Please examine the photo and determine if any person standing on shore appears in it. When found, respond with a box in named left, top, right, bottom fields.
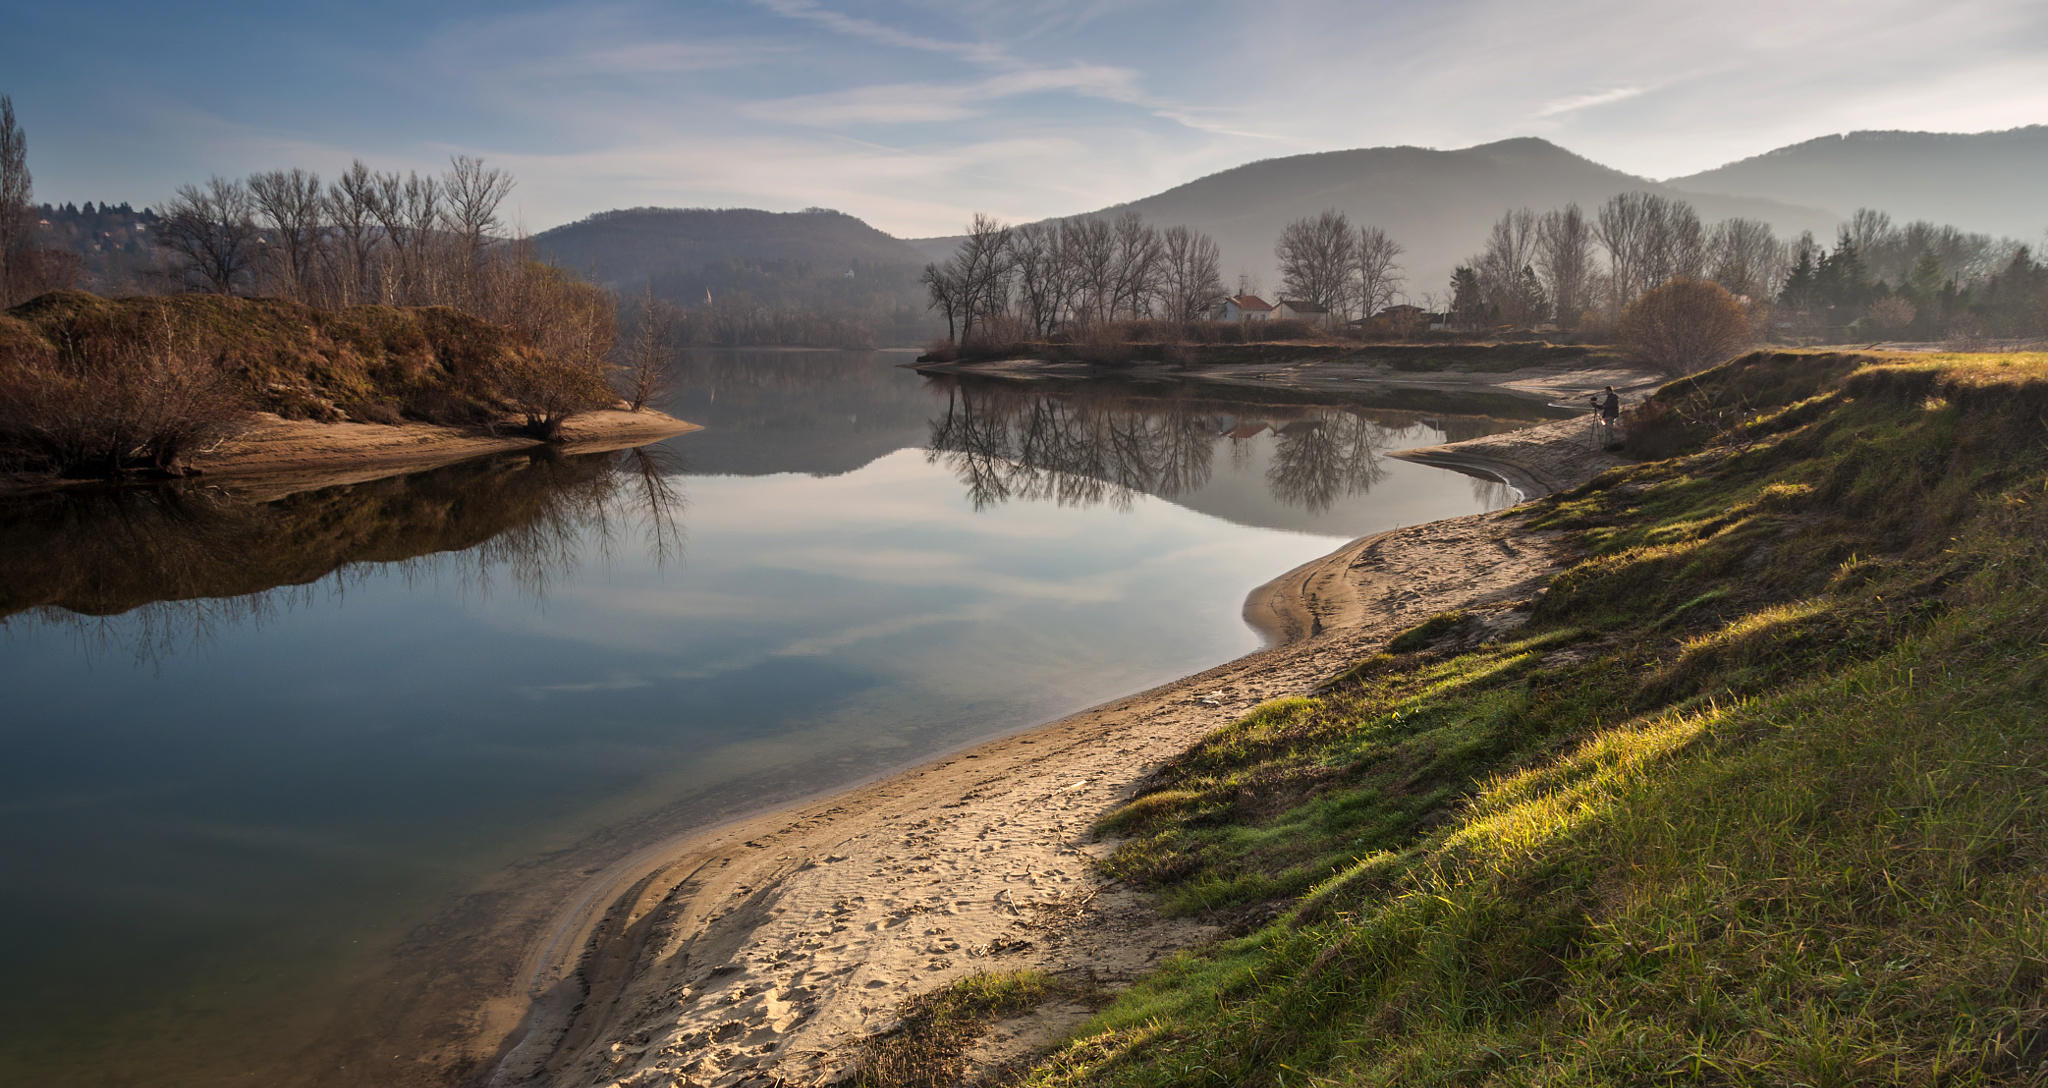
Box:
left=1589, top=386, right=1622, bottom=446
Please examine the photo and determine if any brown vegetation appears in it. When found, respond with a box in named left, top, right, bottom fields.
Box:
left=0, top=290, right=618, bottom=475
left=616, top=287, right=682, bottom=411
left=0, top=304, right=245, bottom=476
left=1619, top=277, right=1755, bottom=375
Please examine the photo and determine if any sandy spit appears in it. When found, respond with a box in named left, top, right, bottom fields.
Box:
left=0, top=408, right=700, bottom=500
left=477, top=410, right=1627, bottom=1088
left=190, top=409, right=701, bottom=496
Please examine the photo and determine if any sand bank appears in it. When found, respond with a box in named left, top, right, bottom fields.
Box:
left=189, top=409, right=699, bottom=496
left=477, top=402, right=1627, bottom=1088
left=0, top=408, right=699, bottom=500
left=910, top=350, right=1661, bottom=407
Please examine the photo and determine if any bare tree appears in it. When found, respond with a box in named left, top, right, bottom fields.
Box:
left=921, top=260, right=963, bottom=342
left=1159, top=224, right=1225, bottom=323
left=399, top=171, right=447, bottom=303
left=0, top=95, right=29, bottom=307
left=248, top=168, right=325, bottom=301
left=369, top=170, right=444, bottom=303
left=952, top=213, right=1013, bottom=341
left=1595, top=192, right=1654, bottom=316
left=1108, top=210, right=1162, bottom=320
left=1354, top=226, right=1404, bottom=319
left=444, top=154, right=514, bottom=304
left=1276, top=209, right=1356, bottom=315
left=1597, top=192, right=1700, bottom=315
left=1536, top=204, right=1594, bottom=329
left=158, top=177, right=260, bottom=294
left=1066, top=217, right=1115, bottom=326
left=1010, top=223, right=1066, bottom=336
left=326, top=160, right=383, bottom=305
left=1474, top=208, right=1544, bottom=326
left=1847, top=208, right=1893, bottom=256
left=1707, top=217, right=1783, bottom=301
left=617, top=285, right=681, bottom=410
left=1665, top=202, right=1707, bottom=281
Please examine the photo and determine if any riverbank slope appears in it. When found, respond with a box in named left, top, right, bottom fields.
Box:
left=997, top=349, right=2048, bottom=1085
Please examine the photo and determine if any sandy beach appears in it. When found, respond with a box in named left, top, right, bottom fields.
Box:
left=477, top=405, right=1631, bottom=1088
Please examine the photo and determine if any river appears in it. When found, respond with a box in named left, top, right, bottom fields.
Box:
left=0, top=350, right=1552, bottom=1085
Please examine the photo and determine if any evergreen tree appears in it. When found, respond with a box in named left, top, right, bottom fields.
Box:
left=1905, top=250, right=1944, bottom=305
left=1827, top=228, right=1869, bottom=308
left=1781, top=247, right=1816, bottom=311
left=1449, top=265, right=1486, bottom=329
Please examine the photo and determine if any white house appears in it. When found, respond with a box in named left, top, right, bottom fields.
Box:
left=1211, top=293, right=1274, bottom=322
left=1272, top=299, right=1334, bottom=327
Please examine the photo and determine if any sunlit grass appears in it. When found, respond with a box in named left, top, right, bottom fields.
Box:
left=1007, top=350, right=2048, bottom=1086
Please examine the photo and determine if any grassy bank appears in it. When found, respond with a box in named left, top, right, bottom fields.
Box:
left=987, top=349, right=2048, bottom=1085
left=0, top=291, right=615, bottom=476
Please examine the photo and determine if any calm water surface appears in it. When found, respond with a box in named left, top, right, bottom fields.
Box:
left=0, top=351, right=1545, bottom=1085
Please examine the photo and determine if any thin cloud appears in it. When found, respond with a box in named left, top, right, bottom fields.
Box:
left=744, top=63, right=1146, bottom=126
left=748, top=0, right=1007, bottom=65
left=533, top=39, right=793, bottom=77
left=1535, top=86, right=1647, bottom=118
left=743, top=0, right=1228, bottom=139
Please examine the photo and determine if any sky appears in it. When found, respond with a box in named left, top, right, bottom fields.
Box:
left=3, top=0, right=2044, bottom=237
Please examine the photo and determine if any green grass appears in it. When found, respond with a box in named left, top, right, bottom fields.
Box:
left=1008, top=349, right=2048, bottom=1086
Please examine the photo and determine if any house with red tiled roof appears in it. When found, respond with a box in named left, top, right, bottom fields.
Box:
left=1210, top=293, right=1273, bottom=322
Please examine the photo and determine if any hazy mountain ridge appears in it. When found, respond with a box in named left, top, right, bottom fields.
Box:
left=913, top=137, right=1843, bottom=302
left=1670, top=126, right=2048, bottom=244
left=531, top=206, right=931, bottom=310
left=44, top=128, right=2038, bottom=327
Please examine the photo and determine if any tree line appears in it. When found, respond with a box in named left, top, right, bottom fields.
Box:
left=920, top=208, right=1414, bottom=344
left=1448, top=192, right=2047, bottom=342
left=152, top=155, right=517, bottom=310
left=921, top=211, right=1231, bottom=343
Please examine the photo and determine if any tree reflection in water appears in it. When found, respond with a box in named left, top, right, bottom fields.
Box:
left=0, top=445, right=687, bottom=663
left=926, top=378, right=1401, bottom=515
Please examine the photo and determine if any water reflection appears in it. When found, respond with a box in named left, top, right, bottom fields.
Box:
left=925, top=377, right=1525, bottom=521
left=664, top=349, right=938, bottom=476
left=0, top=445, right=687, bottom=661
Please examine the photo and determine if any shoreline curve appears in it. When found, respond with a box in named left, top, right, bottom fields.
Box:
left=469, top=405, right=1631, bottom=1088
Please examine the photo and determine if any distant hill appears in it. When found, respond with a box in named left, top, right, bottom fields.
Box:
left=913, top=138, right=1839, bottom=304
left=1670, top=127, right=2048, bottom=244
left=531, top=206, right=932, bottom=315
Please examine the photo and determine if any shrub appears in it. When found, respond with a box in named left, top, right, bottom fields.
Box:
left=488, top=347, right=615, bottom=440
left=1620, top=278, right=1753, bottom=375
left=1259, top=318, right=1317, bottom=341
left=0, top=307, right=246, bottom=476
left=1620, top=397, right=1691, bottom=460
left=1866, top=296, right=1917, bottom=334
